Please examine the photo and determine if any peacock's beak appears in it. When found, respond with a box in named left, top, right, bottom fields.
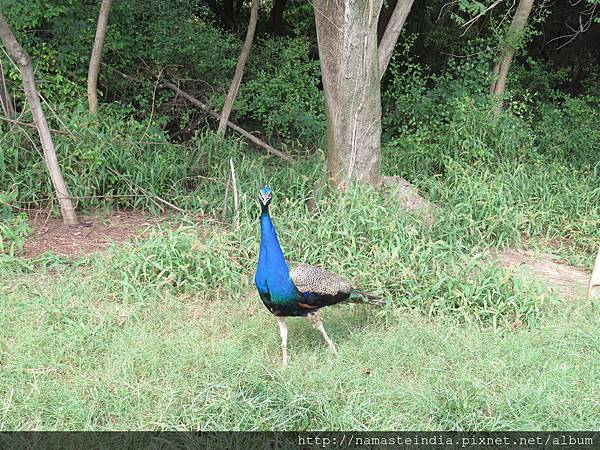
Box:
left=258, top=192, right=271, bottom=205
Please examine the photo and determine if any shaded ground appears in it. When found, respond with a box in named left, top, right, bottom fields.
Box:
left=22, top=210, right=162, bottom=258
left=489, top=248, right=590, bottom=301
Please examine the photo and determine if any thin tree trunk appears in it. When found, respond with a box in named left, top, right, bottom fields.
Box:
left=0, top=58, right=14, bottom=117
left=489, top=0, right=535, bottom=115
left=217, top=0, right=259, bottom=135
left=378, top=0, right=414, bottom=79
left=314, top=0, right=383, bottom=188
left=588, top=247, right=600, bottom=300
left=87, top=0, right=113, bottom=113
left=0, top=13, right=78, bottom=225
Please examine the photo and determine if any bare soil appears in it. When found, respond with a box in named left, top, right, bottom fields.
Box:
left=489, top=248, right=590, bottom=301
left=22, top=210, right=163, bottom=258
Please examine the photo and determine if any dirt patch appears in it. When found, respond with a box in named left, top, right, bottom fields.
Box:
left=489, top=248, right=590, bottom=301
left=22, top=210, right=163, bottom=259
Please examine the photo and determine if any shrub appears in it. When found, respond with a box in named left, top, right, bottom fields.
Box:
left=233, top=37, right=325, bottom=148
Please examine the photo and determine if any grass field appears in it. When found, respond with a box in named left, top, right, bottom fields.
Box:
left=1, top=264, right=599, bottom=430
left=1, top=138, right=599, bottom=430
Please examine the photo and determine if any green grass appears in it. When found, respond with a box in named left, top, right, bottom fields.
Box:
left=1, top=266, right=599, bottom=430
left=1, top=119, right=599, bottom=430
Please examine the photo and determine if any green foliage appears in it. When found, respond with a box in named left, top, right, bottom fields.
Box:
left=233, top=37, right=325, bottom=148
left=0, top=0, right=91, bottom=102
left=534, top=95, right=600, bottom=168
left=0, top=103, right=248, bottom=214
left=0, top=210, right=30, bottom=255
left=382, top=37, right=535, bottom=175
left=110, top=0, right=238, bottom=86
left=425, top=160, right=600, bottom=260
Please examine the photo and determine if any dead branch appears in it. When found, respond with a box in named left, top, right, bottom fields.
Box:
left=588, top=247, right=600, bottom=300
left=229, top=158, right=240, bottom=228
left=105, top=165, right=185, bottom=213
left=222, top=171, right=231, bottom=222
left=162, top=81, right=293, bottom=162
left=111, top=68, right=292, bottom=162
left=0, top=116, right=68, bottom=134
left=461, top=0, right=503, bottom=36
left=545, top=3, right=597, bottom=50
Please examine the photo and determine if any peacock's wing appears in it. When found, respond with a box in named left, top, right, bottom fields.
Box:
left=289, top=263, right=352, bottom=308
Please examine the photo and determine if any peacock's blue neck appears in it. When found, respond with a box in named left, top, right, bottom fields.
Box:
left=258, top=208, right=288, bottom=274
left=256, top=207, right=298, bottom=302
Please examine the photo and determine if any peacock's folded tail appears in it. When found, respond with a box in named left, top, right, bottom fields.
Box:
left=348, top=290, right=385, bottom=306
left=289, top=263, right=384, bottom=309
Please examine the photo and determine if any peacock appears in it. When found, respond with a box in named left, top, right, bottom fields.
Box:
left=254, top=186, right=382, bottom=367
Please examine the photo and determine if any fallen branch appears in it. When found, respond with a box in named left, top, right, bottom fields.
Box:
left=162, top=81, right=292, bottom=162
left=0, top=116, right=69, bottom=134
left=105, top=165, right=185, bottom=214
left=229, top=158, right=240, bottom=228
left=588, top=247, right=600, bottom=300
left=222, top=172, right=231, bottom=223
left=112, top=68, right=292, bottom=162
left=460, top=0, right=503, bottom=36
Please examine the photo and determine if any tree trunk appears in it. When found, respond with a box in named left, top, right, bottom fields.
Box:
left=0, top=58, right=14, bottom=117
left=314, top=0, right=383, bottom=188
left=217, top=0, right=259, bottom=136
left=0, top=13, right=78, bottom=225
left=378, top=0, right=414, bottom=79
left=87, top=0, right=113, bottom=113
left=269, top=0, right=287, bottom=35
left=588, top=247, right=600, bottom=300
left=489, top=0, right=535, bottom=115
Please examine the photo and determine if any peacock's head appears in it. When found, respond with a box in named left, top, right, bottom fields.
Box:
left=258, top=186, right=272, bottom=207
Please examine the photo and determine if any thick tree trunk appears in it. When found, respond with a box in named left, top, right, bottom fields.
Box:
left=217, top=0, right=259, bottom=135
left=0, top=58, right=14, bottom=117
left=588, top=247, right=600, bottom=300
left=269, top=0, right=288, bottom=35
left=0, top=13, right=78, bottom=225
left=87, top=0, right=113, bottom=113
left=314, top=0, right=383, bottom=188
left=489, top=0, right=535, bottom=115
left=378, top=0, right=414, bottom=79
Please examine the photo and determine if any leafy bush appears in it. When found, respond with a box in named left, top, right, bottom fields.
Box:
left=233, top=37, right=325, bottom=148
left=0, top=103, right=248, bottom=214
left=0, top=210, right=30, bottom=256
left=534, top=95, right=600, bottom=168
left=382, top=57, right=535, bottom=177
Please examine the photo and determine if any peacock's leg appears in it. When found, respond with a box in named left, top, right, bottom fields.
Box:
left=307, top=313, right=338, bottom=354
left=276, top=316, right=288, bottom=367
